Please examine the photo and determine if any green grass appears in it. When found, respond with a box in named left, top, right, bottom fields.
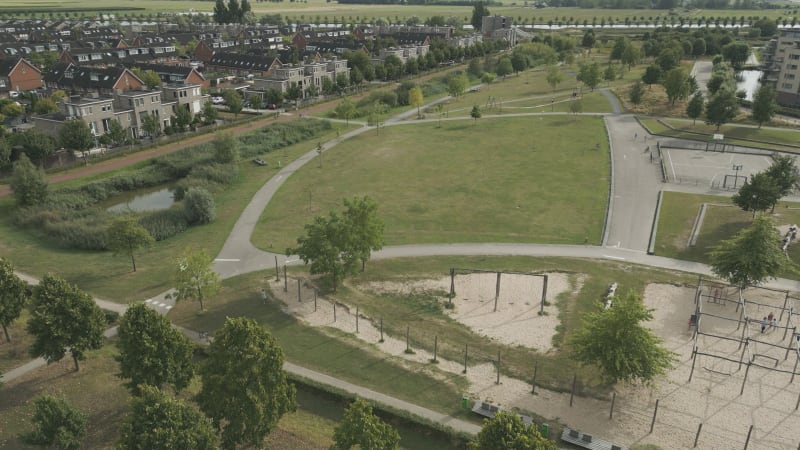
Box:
left=168, top=271, right=471, bottom=416
left=0, top=125, right=352, bottom=303
left=254, top=115, right=609, bottom=252
left=0, top=310, right=35, bottom=373
left=655, top=191, right=800, bottom=268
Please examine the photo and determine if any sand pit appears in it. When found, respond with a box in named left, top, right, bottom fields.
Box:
left=269, top=277, right=800, bottom=450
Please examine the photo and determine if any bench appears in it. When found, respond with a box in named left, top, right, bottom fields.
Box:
left=560, top=427, right=627, bottom=450
left=252, top=158, right=267, bottom=166
left=471, top=400, right=533, bottom=427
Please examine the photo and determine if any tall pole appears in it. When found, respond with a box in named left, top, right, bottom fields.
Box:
left=275, top=256, right=279, bottom=281
left=733, top=164, right=743, bottom=189
left=449, top=268, right=455, bottom=306
left=283, top=266, right=287, bottom=292
left=494, top=272, right=501, bottom=312
left=649, top=399, right=659, bottom=434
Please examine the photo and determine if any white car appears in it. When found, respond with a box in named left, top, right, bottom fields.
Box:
left=211, top=96, right=224, bottom=105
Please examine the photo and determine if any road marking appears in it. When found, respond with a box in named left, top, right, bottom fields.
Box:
left=157, top=303, right=166, bottom=308
left=165, top=305, right=173, bottom=310
left=667, top=149, right=677, bottom=181
left=214, top=258, right=240, bottom=262
left=603, top=255, right=626, bottom=261
left=144, top=299, right=153, bottom=303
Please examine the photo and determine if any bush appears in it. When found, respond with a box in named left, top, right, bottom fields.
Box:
left=103, top=310, right=120, bottom=325
left=189, top=163, right=237, bottom=185
left=138, top=208, right=189, bottom=241
left=183, top=187, right=216, bottom=225
left=42, top=214, right=109, bottom=250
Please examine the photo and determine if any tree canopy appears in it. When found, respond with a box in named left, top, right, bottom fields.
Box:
left=470, top=1, right=490, bottom=30
left=709, top=215, right=792, bottom=291
left=222, top=89, right=243, bottom=117
left=469, top=411, right=557, bottom=450
left=705, top=89, right=738, bottom=131
left=10, top=153, right=49, bottom=207
left=106, top=216, right=154, bottom=272
left=171, top=248, right=221, bottom=311
left=27, top=274, right=105, bottom=371
left=751, top=84, right=777, bottom=128
left=0, top=257, right=29, bottom=343
left=577, top=62, right=601, bottom=91
left=732, top=171, right=781, bottom=216
left=59, top=119, right=94, bottom=152
left=662, top=67, right=690, bottom=105
left=197, top=317, right=297, bottom=450
left=686, top=92, right=704, bottom=125
left=568, top=290, right=675, bottom=384
left=116, top=303, right=194, bottom=394
left=331, top=398, right=400, bottom=450
left=545, top=66, right=563, bottom=92
left=20, top=395, right=87, bottom=450
left=119, top=385, right=217, bottom=450
left=765, top=155, right=800, bottom=199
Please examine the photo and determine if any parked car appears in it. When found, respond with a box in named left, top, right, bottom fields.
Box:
left=211, top=96, right=225, bottom=105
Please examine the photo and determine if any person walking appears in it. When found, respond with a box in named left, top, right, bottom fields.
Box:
left=761, top=317, right=768, bottom=333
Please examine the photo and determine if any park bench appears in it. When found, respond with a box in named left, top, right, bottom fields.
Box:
left=560, top=427, right=627, bottom=450
left=252, top=158, right=267, bottom=166
left=471, top=401, right=534, bottom=427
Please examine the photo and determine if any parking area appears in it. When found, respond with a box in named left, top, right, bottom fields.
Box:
left=661, top=148, right=784, bottom=189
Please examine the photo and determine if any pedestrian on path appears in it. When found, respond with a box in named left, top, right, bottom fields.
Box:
left=761, top=317, right=768, bottom=333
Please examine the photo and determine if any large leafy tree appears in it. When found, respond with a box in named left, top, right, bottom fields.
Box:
left=641, top=65, right=662, bottom=89
left=408, top=86, right=424, bottom=118
left=470, top=1, right=490, bottom=30
left=201, top=100, right=219, bottom=125
left=663, top=67, right=690, bottom=105
left=119, top=385, right=217, bottom=450
left=709, top=215, right=791, bottom=302
left=288, top=212, right=354, bottom=291
left=334, top=98, right=356, bottom=125
left=577, top=62, right=601, bottom=91
left=0, top=257, right=29, bottom=343
left=447, top=73, right=468, bottom=98
left=569, top=290, right=675, bottom=384
left=331, top=399, right=399, bottom=450
left=116, top=303, right=194, bottom=394
left=13, top=128, right=56, bottom=167
left=20, top=395, right=87, bottom=450
left=620, top=43, right=640, bottom=71
left=545, top=65, right=563, bottom=92
left=342, top=196, right=385, bottom=272
left=59, top=118, right=94, bottom=151
left=496, top=57, right=513, bottom=79
left=765, top=155, right=800, bottom=200
left=751, top=84, right=777, bottom=128
left=732, top=171, right=781, bottom=217
left=197, top=317, right=297, bottom=450
left=172, top=105, right=193, bottom=133
left=686, top=92, right=704, bottom=125
left=222, top=89, right=243, bottom=117
left=171, top=248, right=221, bottom=311
left=106, top=216, right=154, bottom=272
left=107, top=119, right=129, bottom=146
left=142, top=114, right=161, bottom=138
left=27, top=275, right=105, bottom=371
left=132, top=68, right=162, bottom=89
left=469, top=411, right=557, bottom=450
left=705, top=89, right=738, bottom=131
left=721, top=42, right=750, bottom=69
left=10, top=153, right=49, bottom=207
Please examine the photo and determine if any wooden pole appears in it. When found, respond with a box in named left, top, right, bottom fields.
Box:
left=275, top=256, right=279, bottom=281
left=297, top=279, right=301, bottom=302
left=740, top=362, right=751, bottom=396
left=609, top=392, right=616, bottom=420
left=532, top=363, right=538, bottom=394
left=433, top=335, right=438, bottom=363
left=796, top=391, right=800, bottom=410
left=356, top=306, right=359, bottom=333
left=463, top=344, right=468, bottom=374
left=780, top=292, right=790, bottom=321
left=570, top=373, right=577, bottom=407
left=694, top=423, right=703, bottom=448
left=496, top=350, right=501, bottom=385
left=333, top=303, right=337, bottom=322
left=792, top=354, right=799, bottom=384
left=743, top=424, right=753, bottom=450
left=494, top=272, right=501, bottom=312
left=379, top=318, right=384, bottom=342
left=540, top=274, right=548, bottom=314
left=737, top=306, right=744, bottom=331
left=314, top=290, right=317, bottom=312
left=406, top=326, right=410, bottom=352
left=688, top=348, right=698, bottom=382
left=449, top=268, right=455, bottom=306
left=738, top=319, right=748, bottom=350
left=787, top=327, right=796, bottom=360
left=649, top=399, right=659, bottom=434
left=283, top=266, right=288, bottom=292
left=739, top=338, right=749, bottom=370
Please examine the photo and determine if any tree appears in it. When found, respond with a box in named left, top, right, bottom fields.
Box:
left=610, top=36, right=629, bottom=61
left=620, top=44, right=640, bottom=72
left=171, top=248, right=221, bottom=311
left=629, top=81, right=645, bottom=105
left=10, top=153, right=48, bottom=207
left=119, top=385, right=217, bottom=450
left=722, top=42, right=750, bottom=69
left=732, top=172, right=781, bottom=217
left=335, top=73, right=350, bottom=94
left=334, top=99, right=356, bottom=125
left=569, top=98, right=583, bottom=115
left=581, top=29, right=596, bottom=54
left=709, top=215, right=791, bottom=303
left=545, top=65, right=563, bottom=92
left=59, top=118, right=94, bottom=151
left=765, top=155, right=800, bottom=200
left=686, top=92, right=704, bottom=125
left=136, top=69, right=162, bottom=89
left=33, top=97, right=58, bottom=115
left=106, top=216, right=154, bottom=272
left=471, top=104, right=482, bottom=123
left=331, top=399, right=399, bottom=450
left=288, top=212, right=355, bottom=290
left=197, top=317, right=297, bottom=450
left=27, top=274, right=105, bottom=371
left=15, top=128, right=56, bottom=166
left=577, top=63, right=601, bottom=91
left=212, top=132, right=239, bottom=163
left=663, top=67, right=690, bottom=106
left=0, top=257, right=29, bottom=343
left=447, top=73, right=468, bottom=98
left=692, top=38, right=707, bottom=58
left=469, top=411, right=557, bottom=450
left=603, top=65, right=616, bottom=85
left=569, top=290, right=675, bottom=383
left=214, top=0, right=229, bottom=23
left=172, top=105, right=193, bottom=132
left=751, top=84, right=777, bottom=128
left=496, top=57, right=513, bottom=79
left=408, top=86, right=424, bottom=118
left=142, top=114, right=161, bottom=138
left=342, top=196, right=385, bottom=272
left=481, top=72, right=496, bottom=85
left=705, top=89, right=739, bottom=131
left=20, top=395, right=87, bottom=450
left=222, top=89, right=243, bottom=117
left=201, top=101, right=218, bottom=125
left=510, top=52, right=527, bottom=75
left=639, top=65, right=661, bottom=91
left=285, top=82, right=302, bottom=109
left=470, top=1, right=490, bottom=30
left=117, top=303, right=194, bottom=393
left=107, top=119, right=128, bottom=146
left=184, top=187, right=216, bottom=225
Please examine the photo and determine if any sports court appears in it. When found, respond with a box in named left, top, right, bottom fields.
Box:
left=660, top=147, right=781, bottom=188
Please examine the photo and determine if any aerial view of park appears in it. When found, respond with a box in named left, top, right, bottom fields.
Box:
left=1, top=0, right=800, bottom=448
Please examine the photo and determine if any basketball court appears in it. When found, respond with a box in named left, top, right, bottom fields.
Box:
left=660, top=147, right=781, bottom=188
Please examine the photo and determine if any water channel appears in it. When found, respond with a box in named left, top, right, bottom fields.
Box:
left=106, top=188, right=175, bottom=213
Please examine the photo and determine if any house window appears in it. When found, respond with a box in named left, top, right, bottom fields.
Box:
left=791, top=54, right=800, bottom=60
left=783, top=83, right=794, bottom=89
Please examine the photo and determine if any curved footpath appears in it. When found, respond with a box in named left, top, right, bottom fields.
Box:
left=7, top=96, right=800, bottom=440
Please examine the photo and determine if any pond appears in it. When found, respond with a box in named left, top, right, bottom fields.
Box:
left=107, top=188, right=175, bottom=213
left=735, top=70, right=762, bottom=102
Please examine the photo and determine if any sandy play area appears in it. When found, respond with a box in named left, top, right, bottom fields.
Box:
left=268, top=275, right=800, bottom=450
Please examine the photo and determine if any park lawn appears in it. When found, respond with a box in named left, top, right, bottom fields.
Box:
left=0, top=310, right=35, bottom=373
left=0, top=125, right=352, bottom=303
left=655, top=191, right=800, bottom=268
left=253, top=115, right=609, bottom=252
left=167, top=271, right=471, bottom=417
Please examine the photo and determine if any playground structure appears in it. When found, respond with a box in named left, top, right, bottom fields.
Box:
left=446, top=267, right=548, bottom=314
left=688, top=276, right=800, bottom=395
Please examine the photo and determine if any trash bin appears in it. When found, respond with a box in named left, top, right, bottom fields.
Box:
left=461, top=396, right=470, bottom=410
left=540, top=423, right=549, bottom=438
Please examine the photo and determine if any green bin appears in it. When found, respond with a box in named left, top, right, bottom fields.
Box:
left=540, top=423, right=549, bottom=438
left=461, top=396, right=470, bottom=410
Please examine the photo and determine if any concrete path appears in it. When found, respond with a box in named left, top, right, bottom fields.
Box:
left=691, top=60, right=714, bottom=94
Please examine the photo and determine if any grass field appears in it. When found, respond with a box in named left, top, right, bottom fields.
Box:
left=638, top=117, right=800, bottom=153
left=654, top=191, right=800, bottom=268
left=0, top=125, right=351, bottom=303
left=254, top=115, right=609, bottom=252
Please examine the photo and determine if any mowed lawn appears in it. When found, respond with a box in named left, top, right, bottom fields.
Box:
left=254, top=115, right=609, bottom=251
left=655, top=191, right=800, bottom=269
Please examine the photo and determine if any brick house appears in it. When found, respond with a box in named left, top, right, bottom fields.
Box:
left=0, top=57, right=42, bottom=97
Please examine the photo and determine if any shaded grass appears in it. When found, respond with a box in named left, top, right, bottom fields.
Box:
left=0, top=310, right=34, bottom=373
left=168, top=271, right=470, bottom=416
left=0, top=126, right=352, bottom=303
left=254, top=116, right=609, bottom=252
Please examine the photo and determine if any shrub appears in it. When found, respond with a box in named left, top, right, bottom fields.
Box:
left=138, top=208, right=189, bottom=241
left=42, top=215, right=109, bottom=250
left=183, top=187, right=216, bottom=225
left=189, top=163, right=237, bottom=185
left=103, top=310, right=120, bottom=325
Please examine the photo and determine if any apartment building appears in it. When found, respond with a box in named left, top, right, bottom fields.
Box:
left=773, top=29, right=800, bottom=107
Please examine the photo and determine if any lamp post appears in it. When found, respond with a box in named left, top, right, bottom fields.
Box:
left=733, top=164, right=743, bottom=189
